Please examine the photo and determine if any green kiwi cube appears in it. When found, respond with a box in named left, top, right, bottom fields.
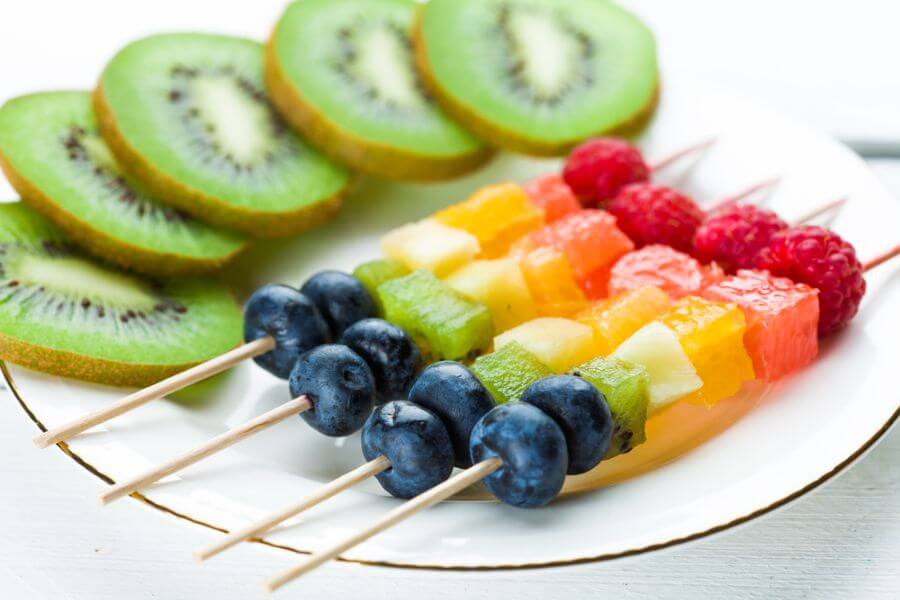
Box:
left=353, top=258, right=410, bottom=312
left=471, top=341, right=553, bottom=405
left=571, top=357, right=650, bottom=458
left=377, top=270, right=492, bottom=361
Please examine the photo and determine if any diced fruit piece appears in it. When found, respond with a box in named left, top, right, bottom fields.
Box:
left=571, top=357, right=650, bottom=458
left=611, top=321, right=702, bottom=414
left=577, top=265, right=614, bottom=300
left=381, top=218, right=479, bottom=276
left=494, top=317, right=595, bottom=373
left=353, top=259, right=410, bottom=308
left=445, top=258, right=537, bottom=332
left=471, top=341, right=553, bottom=405
left=526, top=209, right=634, bottom=279
left=608, top=245, right=724, bottom=299
left=659, top=296, right=755, bottom=406
left=518, top=247, right=587, bottom=316
left=702, top=269, right=818, bottom=381
left=434, top=182, right=544, bottom=258
left=576, top=286, right=672, bottom=356
left=524, top=174, right=581, bottom=223
left=377, top=271, right=492, bottom=361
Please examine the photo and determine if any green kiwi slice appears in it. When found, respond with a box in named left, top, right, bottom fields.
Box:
left=414, top=0, right=659, bottom=156
left=268, top=0, right=492, bottom=181
left=0, top=202, right=243, bottom=387
left=0, top=92, right=249, bottom=276
left=96, top=33, right=352, bottom=237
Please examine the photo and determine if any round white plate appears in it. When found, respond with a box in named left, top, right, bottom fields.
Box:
left=5, top=78, right=899, bottom=570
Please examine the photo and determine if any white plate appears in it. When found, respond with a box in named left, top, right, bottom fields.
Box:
left=5, top=78, right=899, bottom=570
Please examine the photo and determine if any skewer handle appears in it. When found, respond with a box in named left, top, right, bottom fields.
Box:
left=791, top=197, right=847, bottom=226
left=706, top=177, right=781, bottom=212
left=648, top=137, right=717, bottom=172
left=99, top=395, right=311, bottom=505
left=196, top=455, right=392, bottom=562
left=265, top=457, right=503, bottom=592
left=34, top=336, right=275, bottom=449
left=863, top=244, right=900, bottom=272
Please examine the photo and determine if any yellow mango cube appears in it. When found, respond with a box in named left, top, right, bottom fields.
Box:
left=518, top=247, right=587, bottom=317
left=381, top=218, right=480, bottom=277
left=494, top=317, right=595, bottom=372
left=659, top=296, right=755, bottom=407
left=434, top=182, right=544, bottom=258
left=446, top=258, right=538, bottom=333
left=577, top=286, right=672, bottom=356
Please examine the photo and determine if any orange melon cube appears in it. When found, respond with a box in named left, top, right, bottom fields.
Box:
left=524, top=174, right=581, bottom=223
left=576, top=286, right=672, bottom=356
left=518, top=247, right=587, bottom=317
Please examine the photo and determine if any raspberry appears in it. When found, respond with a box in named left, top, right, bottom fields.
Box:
left=693, top=204, right=788, bottom=273
left=605, top=183, right=704, bottom=253
left=756, top=226, right=866, bottom=336
left=562, top=138, right=649, bottom=206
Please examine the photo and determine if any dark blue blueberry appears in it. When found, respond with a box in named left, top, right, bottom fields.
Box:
left=361, top=400, right=454, bottom=499
left=520, top=375, right=613, bottom=474
left=300, top=271, right=377, bottom=337
left=469, top=403, right=568, bottom=508
left=408, top=361, right=495, bottom=468
left=244, top=284, right=330, bottom=379
left=340, top=319, right=421, bottom=402
left=289, top=344, right=376, bottom=437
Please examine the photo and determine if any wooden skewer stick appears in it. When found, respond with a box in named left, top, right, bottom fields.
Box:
left=195, top=455, right=392, bottom=562
left=791, top=197, right=847, bottom=226
left=99, top=395, right=311, bottom=506
left=705, top=176, right=782, bottom=212
left=264, top=458, right=503, bottom=592
left=863, top=244, right=900, bottom=273
left=34, top=336, right=276, bottom=449
left=648, top=137, right=717, bottom=172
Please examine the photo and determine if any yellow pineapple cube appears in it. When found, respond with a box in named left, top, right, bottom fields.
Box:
left=434, top=182, right=544, bottom=258
left=494, top=317, right=595, bottom=372
left=659, top=296, right=755, bottom=407
left=577, top=286, right=672, bottom=356
left=381, top=218, right=480, bottom=277
left=446, top=258, right=538, bottom=332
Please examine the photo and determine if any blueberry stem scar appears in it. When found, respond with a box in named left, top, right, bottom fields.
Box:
left=34, top=336, right=275, bottom=449
left=195, top=455, right=391, bottom=562
left=265, top=457, right=502, bottom=592
left=98, top=393, right=311, bottom=506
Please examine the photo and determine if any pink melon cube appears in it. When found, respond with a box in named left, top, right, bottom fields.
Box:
left=702, top=269, right=819, bottom=381
left=608, top=245, right=724, bottom=299
left=524, top=174, right=582, bottom=223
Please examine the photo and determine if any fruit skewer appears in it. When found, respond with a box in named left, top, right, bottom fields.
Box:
left=263, top=242, right=900, bottom=591
left=33, top=137, right=713, bottom=449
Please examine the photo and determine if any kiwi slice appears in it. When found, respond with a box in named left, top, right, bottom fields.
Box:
left=267, top=0, right=491, bottom=181
left=414, top=0, right=659, bottom=156
left=95, top=33, right=352, bottom=237
left=0, top=202, right=243, bottom=387
left=0, top=92, right=249, bottom=276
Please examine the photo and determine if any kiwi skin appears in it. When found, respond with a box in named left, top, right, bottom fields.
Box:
left=0, top=149, right=249, bottom=277
left=0, top=328, right=232, bottom=388
left=264, top=32, right=494, bottom=182
left=411, top=9, right=660, bottom=157
left=92, top=85, right=347, bottom=238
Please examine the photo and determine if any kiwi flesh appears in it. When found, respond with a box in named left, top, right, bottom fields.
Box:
left=267, top=0, right=492, bottom=181
left=95, top=33, right=352, bottom=237
left=0, top=202, right=243, bottom=387
left=414, top=0, right=659, bottom=156
left=0, top=92, right=249, bottom=276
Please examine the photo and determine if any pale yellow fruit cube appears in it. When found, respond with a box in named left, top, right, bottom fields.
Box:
left=381, top=219, right=480, bottom=277
left=446, top=258, right=538, bottom=332
left=494, top=317, right=595, bottom=372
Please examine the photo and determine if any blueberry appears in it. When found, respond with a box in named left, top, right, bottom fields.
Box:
left=289, top=345, right=376, bottom=437
left=469, top=403, right=568, bottom=508
left=408, top=361, right=495, bottom=468
left=362, top=400, right=454, bottom=499
left=520, top=375, right=613, bottom=474
left=244, top=284, right=330, bottom=379
left=340, top=319, right=421, bottom=402
left=301, top=271, right=378, bottom=337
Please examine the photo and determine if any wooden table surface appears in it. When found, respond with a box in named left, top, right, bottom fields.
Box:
left=1, top=1, right=899, bottom=598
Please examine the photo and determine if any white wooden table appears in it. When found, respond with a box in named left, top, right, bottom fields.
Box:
left=1, top=1, right=899, bottom=598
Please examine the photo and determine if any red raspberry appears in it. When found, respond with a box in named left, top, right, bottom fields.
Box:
left=693, top=204, right=788, bottom=273
left=756, top=226, right=866, bottom=336
left=562, top=138, right=649, bottom=206
left=605, top=183, right=704, bottom=253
